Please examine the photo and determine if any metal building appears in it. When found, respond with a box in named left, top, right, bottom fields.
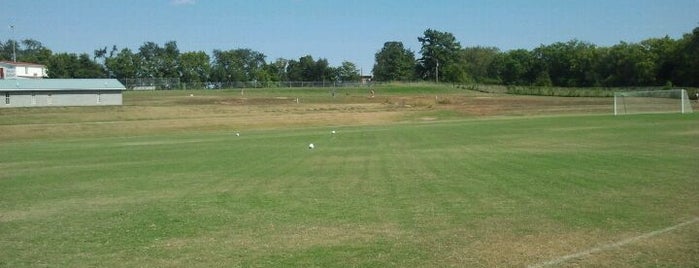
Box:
left=0, top=79, right=125, bottom=108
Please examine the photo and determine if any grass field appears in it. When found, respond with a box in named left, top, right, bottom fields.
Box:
left=1, top=85, right=698, bottom=267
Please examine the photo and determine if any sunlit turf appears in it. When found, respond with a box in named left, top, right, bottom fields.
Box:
left=1, top=111, right=697, bottom=267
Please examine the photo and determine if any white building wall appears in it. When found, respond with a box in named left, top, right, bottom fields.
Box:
left=1, top=66, right=17, bottom=78
left=15, top=65, right=47, bottom=78
left=2, top=91, right=122, bottom=108
left=0, top=63, right=48, bottom=79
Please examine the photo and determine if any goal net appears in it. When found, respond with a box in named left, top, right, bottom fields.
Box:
left=614, top=89, right=693, bottom=115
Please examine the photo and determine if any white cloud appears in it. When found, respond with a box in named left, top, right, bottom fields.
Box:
left=171, top=0, right=196, bottom=6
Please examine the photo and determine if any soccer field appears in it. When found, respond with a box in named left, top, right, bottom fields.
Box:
left=1, top=87, right=698, bottom=267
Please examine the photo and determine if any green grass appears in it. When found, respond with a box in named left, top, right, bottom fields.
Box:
left=1, top=89, right=698, bottom=267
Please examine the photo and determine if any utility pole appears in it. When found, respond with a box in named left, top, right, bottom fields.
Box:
left=10, top=25, right=16, bottom=62
left=435, top=59, right=439, bottom=83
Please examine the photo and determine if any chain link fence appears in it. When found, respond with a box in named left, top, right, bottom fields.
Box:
left=118, top=78, right=375, bottom=90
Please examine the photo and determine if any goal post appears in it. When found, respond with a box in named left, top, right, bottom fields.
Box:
left=613, top=89, right=693, bottom=115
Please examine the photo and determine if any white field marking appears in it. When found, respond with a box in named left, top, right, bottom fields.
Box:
left=528, top=217, right=699, bottom=268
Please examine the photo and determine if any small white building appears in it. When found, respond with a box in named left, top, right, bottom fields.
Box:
left=0, top=61, right=48, bottom=79
left=0, top=79, right=125, bottom=108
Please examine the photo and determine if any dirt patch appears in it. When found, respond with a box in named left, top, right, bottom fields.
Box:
left=0, top=94, right=613, bottom=142
left=445, top=95, right=611, bottom=116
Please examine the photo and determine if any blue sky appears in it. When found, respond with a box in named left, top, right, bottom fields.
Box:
left=2, top=0, right=698, bottom=73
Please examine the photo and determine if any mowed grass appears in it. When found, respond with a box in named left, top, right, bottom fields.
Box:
left=1, top=90, right=698, bottom=267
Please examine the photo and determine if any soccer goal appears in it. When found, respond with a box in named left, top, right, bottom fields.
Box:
left=614, top=89, right=693, bottom=115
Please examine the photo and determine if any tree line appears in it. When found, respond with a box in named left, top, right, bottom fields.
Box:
left=1, top=26, right=698, bottom=87
left=0, top=40, right=361, bottom=84
left=375, top=27, right=699, bottom=87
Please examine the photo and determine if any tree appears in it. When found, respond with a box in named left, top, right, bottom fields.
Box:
left=372, top=41, right=416, bottom=81
left=21, top=39, right=53, bottom=64
left=0, top=40, right=20, bottom=61
left=597, top=42, right=657, bottom=86
left=532, top=40, right=599, bottom=87
left=74, top=53, right=107, bottom=78
left=109, top=45, right=118, bottom=58
left=283, top=55, right=338, bottom=82
left=161, top=41, right=181, bottom=79
left=641, top=36, right=679, bottom=85
left=296, top=55, right=317, bottom=81
left=0, top=39, right=51, bottom=64
left=496, top=49, right=535, bottom=85
left=179, top=51, right=210, bottom=83
left=47, top=52, right=106, bottom=78
left=136, top=42, right=164, bottom=78
left=130, top=41, right=181, bottom=79
left=105, top=48, right=138, bottom=79
left=314, top=58, right=334, bottom=82
left=417, top=29, right=462, bottom=82
left=287, top=55, right=319, bottom=81
left=673, top=27, right=699, bottom=86
left=299, top=55, right=316, bottom=81
left=47, top=53, right=79, bottom=78
left=94, top=46, right=108, bottom=62
left=460, top=46, right=500, bottom=83
left=211, top=48, right=267, bottom=82
left=286, top=59, right=302, bottom=81
left=265, top=58, right=289, bottom=81
left=336, top=61, right=360, bottom=82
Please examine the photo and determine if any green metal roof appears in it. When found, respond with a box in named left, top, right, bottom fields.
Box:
left=0, top=79, right=125, bottom=91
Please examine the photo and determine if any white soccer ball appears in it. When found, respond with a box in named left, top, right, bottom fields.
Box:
left=235, top=132, right=240, bottom=136
left=308, top=143, right=315, bottom=149
left=331, top=130, right=336, bottom=134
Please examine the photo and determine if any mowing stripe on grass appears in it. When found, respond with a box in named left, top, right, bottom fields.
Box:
left=528, top=217, right=699, bottom=268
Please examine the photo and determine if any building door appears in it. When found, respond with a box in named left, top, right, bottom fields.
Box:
left=0, top=68, right=4, bottom=79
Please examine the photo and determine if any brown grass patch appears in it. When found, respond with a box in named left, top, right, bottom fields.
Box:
left=155, top=222, right=405, bottom=254
left=434, top=217, right=699, bottom=268
left=554, top=222, right=699, bottom=267
left=0, top=193, right=181, bottom=223
left=0, top=94, right=614, bottom=142
left=0, top=104, right=405, bottom=141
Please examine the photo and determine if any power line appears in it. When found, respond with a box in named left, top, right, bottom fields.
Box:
left=9, top=25, right=16, bottom=62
